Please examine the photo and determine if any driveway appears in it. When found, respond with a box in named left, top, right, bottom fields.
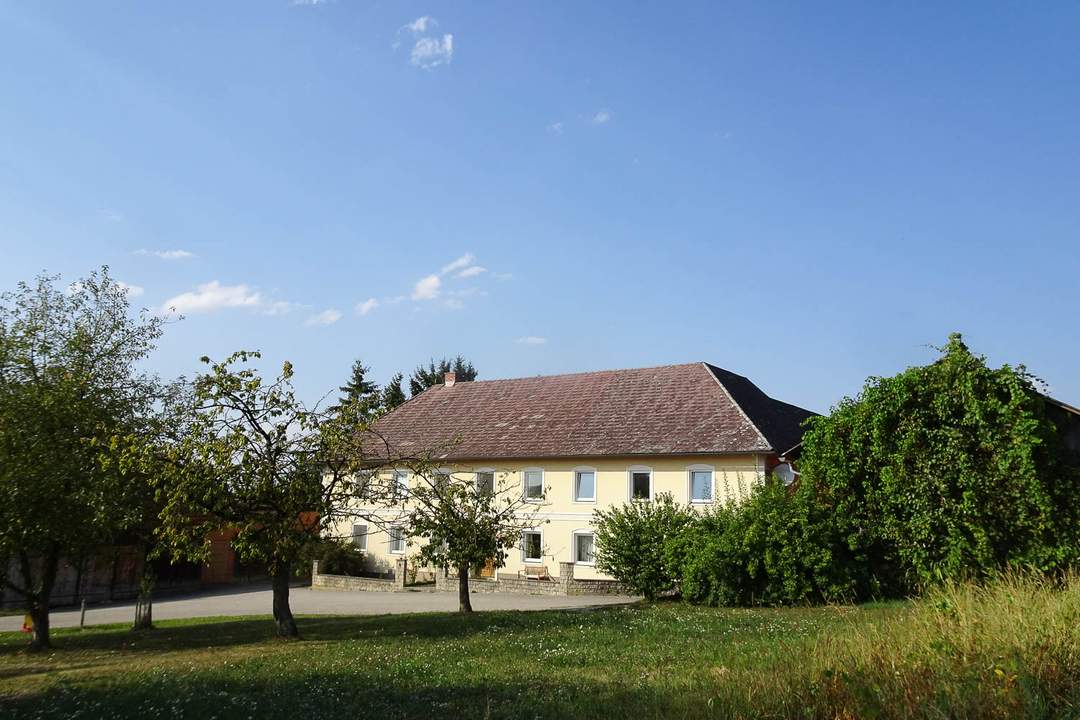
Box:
left=0, top=584, right=637, bottom=631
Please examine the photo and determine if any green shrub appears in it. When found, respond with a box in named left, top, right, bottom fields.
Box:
left=593, top=493, right=694, bottom=599
left=315, top=540, right=369, bottom=577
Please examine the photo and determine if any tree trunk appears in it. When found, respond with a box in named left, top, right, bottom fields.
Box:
left=132, top=553, right=155, bottom=631
left=457, top=561, right=473, bottom=613
left=25, top=549, right=58, bottom=652
left=272, top=564, right=298, bottom=638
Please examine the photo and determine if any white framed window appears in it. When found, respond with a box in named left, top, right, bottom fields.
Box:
left=433, top=469, right=451, bottom=492
left=388, top=526, right=406, bottom=554
left=522, top=468, right=544, bottom=502
left=351, top=523, right=368, bottom=551
left=572, top=530, right=596, bottom=565
left=475, top=469, right=495, bottom=496
left=688, top=465, right=714, bottom=503
left=393, top=470, right=409, bottom=501
left=573, top=467, right=596, bottom=503
left=628, top=465, right=653, bottom=501
left=521, top=530, right=543, bottom=563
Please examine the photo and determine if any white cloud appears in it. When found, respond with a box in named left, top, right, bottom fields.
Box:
left=492, top=271, right=513, bottom=281
left=440, top=253, right=475, bottom=276
left=456, top=265, right=486, bottom=279
left=306, top=308, right=342, bottom=326
left=412, top=274, right=441, bottom=300
left=383, top=295, right=406, bottom=305
left=137, top=248, right=195, bottom=261
left=547, top=121, right=564, bottom=135
left=444, top=298, right=465, bottom=310
left=97, top=208, right=125, bottom=222
left=411, top=33, right=453, bottom=69
left=263, top=300, right=299, bottom=316
left=591, top=109, right=612, bottom=125
left=517, top=336, right=547, bottom=345
left=291, top=0, right=329, bottom=5
left=161, top=281, right=261, bottom=315
left=117, top=282, right=145, bottom=298
left=403, top=15, right=437, bottom=34
left=355, top=297, right=379, bottom=316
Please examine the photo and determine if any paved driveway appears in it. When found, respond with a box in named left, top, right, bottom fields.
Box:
left=0, top=585, right=637, bottom=631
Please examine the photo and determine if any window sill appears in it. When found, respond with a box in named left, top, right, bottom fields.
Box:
left=572, top=498, right=596, bottom=504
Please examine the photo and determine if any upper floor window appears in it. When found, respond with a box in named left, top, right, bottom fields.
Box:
left=351, top=523, right=368, bottom=551
left=393, top=470, right=409, bottom=501
left=573, top=468, right=596, bottom=502
left=629, top=466, right=652, bottom=501
left=475, top=470, right=495, bottom=496
left=523, top=469, right=544, bottom=501
left=689, top=466, right=714, bottom=503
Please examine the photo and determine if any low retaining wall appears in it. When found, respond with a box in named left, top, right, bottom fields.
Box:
left=434, top=562, right=628, bottom=596
left=311, top=559, right=405, bottom=592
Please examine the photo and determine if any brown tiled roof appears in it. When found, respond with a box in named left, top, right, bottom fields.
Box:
left=365, top=363, right=816, bottom=461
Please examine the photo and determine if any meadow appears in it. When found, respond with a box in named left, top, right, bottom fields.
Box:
left=1, top=574, right=1076, bottom=719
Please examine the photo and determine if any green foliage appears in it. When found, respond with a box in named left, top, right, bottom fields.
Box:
left=0, top=268, right=165, bottom=647
left=313, top=540, right=369, bottom=577
left=381, top=372, right=407, bottom=411
left=592, top=493, right=694, bottom=600
left=799, top=333, right=1080, bottom=591
left=408, top=356, right=477, bottom=396
left=335, top=358, right=380, bottom=416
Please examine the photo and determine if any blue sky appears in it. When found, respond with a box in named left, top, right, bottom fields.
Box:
left=2, top=2, right=1078, bottom=413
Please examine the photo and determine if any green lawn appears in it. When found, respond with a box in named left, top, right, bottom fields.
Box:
left=0, top=576, right=1076, bottom=719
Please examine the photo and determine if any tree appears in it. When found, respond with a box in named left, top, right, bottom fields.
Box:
left=799, top=333, right=1080, bottom=592
left=381, top=372, right=407, bottom=411
left=156, top=352, right=366, bottom=637
left=593, top=493, right=694, bottom=600
left=409, top=356, right=477, bottom=396
left=362, top=466, right=543, bottom=612
left=336, top=359, right=379, bottom=413
left=0, top=269, right=164, bottom=649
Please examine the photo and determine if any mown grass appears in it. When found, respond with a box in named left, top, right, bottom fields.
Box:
left=0, top=573, right=1076, bottom=719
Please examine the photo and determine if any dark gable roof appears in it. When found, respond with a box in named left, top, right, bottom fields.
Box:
left=367, top=362, right=816, bottom=461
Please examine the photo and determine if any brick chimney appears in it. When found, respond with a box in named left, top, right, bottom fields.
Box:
left=444, top=372, right=456, bottom=387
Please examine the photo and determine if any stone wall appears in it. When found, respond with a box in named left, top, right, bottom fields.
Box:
left=432, top=563, right=629, bottom=597
left=310, top=559, right=405, bottom=592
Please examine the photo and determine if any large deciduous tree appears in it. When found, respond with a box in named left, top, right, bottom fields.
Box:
left=799, top=333, right=1080, bottom=592
left=157, top=352, right=365, bottom=637
left=0, top=269, right=164, bottom=649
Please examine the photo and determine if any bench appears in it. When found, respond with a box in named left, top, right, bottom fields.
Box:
left=518, top=565, right=550, bottom=581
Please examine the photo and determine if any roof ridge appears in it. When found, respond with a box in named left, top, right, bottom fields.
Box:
left=434, top=362, right=711, bottom=387
left=701, top=362, right=774, bottom=452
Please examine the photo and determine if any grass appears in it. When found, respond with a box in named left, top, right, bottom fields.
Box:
left=0, top=573, right=1076, bottom=719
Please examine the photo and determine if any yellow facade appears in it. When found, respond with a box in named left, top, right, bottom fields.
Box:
left=335, top=454, right=767, bottom=581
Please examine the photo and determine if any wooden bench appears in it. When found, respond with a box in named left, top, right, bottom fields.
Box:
left=518, top=565, right=550, bottom=581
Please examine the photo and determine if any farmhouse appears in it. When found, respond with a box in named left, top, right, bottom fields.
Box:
left=336, top=362, right=815, bottom=588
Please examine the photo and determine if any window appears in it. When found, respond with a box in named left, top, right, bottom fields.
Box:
left=523, top=469, right=544, bottom=501
left=689, top=467, right=714, bottom=503
left=393, top=470, right=409, bottom=501
left=351, top=523, right=368, bottom=551
left=573, top=532, right=595, bottom=564
left=629, top=466, right=652, bottom=501
left=573, top=469, right=596, bottom=502
left=433, top=470, right=451, bottom=491
left=475, top=470, right=495, bottom=495
left=388, top=526, right=405, bottom=554
left=522, top=530, right=543, bottom=563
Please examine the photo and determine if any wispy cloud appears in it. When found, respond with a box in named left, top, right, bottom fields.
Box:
left=117, top=282, right=145, bottom=298
left=97, top=208, right=125, bottom=223
left=591, top=109, right=612, bottom=125
left=412, top=274, right=441, bottom=301
left=411, top=34, right=453, bottom=69
left=547, top=121, right=564, bottom=135
left=456, top=265, right=486, bottom=278
left=492, top=271, right=513, bottom=281
left=402, top=15, right=437, bottom=34
left=355, top=298, right=379, bottom=316
left=161, top=281, right=262, bottom=315
left=306, top=309, right=342, bottom=326
left=136, top=248, right=195, bottom=261
left=517, top=336, right=547, bottom=345
left=441, top=253, right=475, bottom=275
left=291, top=0, right=329, bottom=6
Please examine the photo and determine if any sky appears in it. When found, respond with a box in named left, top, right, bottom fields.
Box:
left=1, top=1, right=1078, bottom=414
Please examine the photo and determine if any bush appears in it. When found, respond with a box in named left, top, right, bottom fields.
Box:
left=315, top=540, right=369, bottom=577
left=593, top=493, right=694, bottom=600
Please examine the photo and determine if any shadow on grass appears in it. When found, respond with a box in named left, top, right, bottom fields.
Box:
left=0, top=604, right=636, bottom=659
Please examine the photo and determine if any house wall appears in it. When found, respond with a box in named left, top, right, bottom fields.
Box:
left=334, top=453, right=768, bottom=582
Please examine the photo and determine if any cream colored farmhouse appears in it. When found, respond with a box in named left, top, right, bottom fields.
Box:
left=334, top=362, right=814, bottom=588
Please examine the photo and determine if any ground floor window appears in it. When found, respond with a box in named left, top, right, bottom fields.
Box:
left=351, top=523, right=368, bottom=550
left=522, top=530, right=543, bottom=563
left=388, top=526, right=405, bottom=554
left=573, top=532, right=595, bottom=564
